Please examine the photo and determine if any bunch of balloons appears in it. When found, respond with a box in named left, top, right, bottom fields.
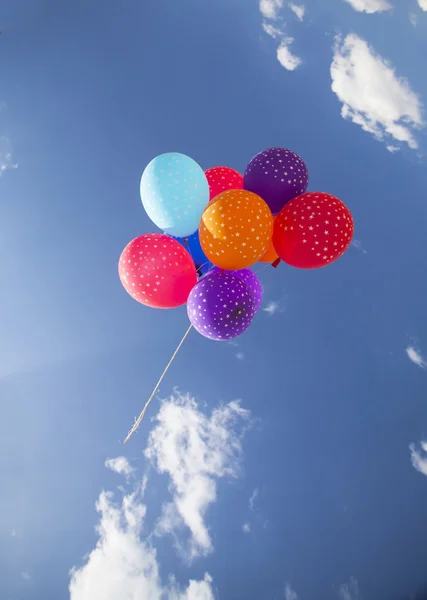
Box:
left=119, top=148, right=354, bottom=341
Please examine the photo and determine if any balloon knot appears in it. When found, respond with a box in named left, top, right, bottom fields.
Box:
left=271, top=258, right=281, bottom=268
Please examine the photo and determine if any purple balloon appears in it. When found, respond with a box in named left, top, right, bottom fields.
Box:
left=208, top=267, right=263, bottom=312
left=243, top=147, right=308, bottom=215
left=187, top=271, right=256, bottom=341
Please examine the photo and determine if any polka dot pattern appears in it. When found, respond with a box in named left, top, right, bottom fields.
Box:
left=205, top=166, right=243, bottom=201
left=273, top=192, right=354, bottom=269
left=199, top=189, right=274, bottom=270
left=207, top=267, right=263, bottom=312
left=244, top=147, right=309, bottom=215
left=140, top=152, right=209, bottom=238
left=187, top=271, right=256, bottom=341
left=118, top=233, right=197, bottom=308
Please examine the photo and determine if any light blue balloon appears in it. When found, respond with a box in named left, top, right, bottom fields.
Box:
left=140, top=152, right=209, bottom=238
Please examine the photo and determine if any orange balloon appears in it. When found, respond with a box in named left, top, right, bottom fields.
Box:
left=259, top=216, right=279, bottom=263
left=199, top=189, right=273, bottom=270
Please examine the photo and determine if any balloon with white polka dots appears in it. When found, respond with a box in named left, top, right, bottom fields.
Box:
left=244, top=147, right=309, bottom=215
left=205, top=166, right=243, bottom=201
left=273, top=192, right=354, bottom=269
left=140, top=152, right=209, bottom=238
left=118, top=233, right=197, bottom=308
left=207, top=267, right=263, bottom=312
left=187, top=271, right=256, bottom=341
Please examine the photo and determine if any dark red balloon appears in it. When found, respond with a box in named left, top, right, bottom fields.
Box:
left=118, top=234, right=197, bottom=308
left=273, top=192, right=354, bottom=269
left=205, top=166, right=243, bottom=201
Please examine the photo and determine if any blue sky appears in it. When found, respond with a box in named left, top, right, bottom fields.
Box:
left=1, top=0, right=427, bottom=598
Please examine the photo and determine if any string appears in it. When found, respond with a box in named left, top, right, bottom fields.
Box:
left=253, top=263, right=272, bottom=275
left=123, top=323, right=193, bottom=444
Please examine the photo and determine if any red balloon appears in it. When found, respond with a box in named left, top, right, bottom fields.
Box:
left=273, top=192, right=354, bottom=269
left=205, top=166, right=243, bottom=201
left=118, top=233, right=197, bottom=308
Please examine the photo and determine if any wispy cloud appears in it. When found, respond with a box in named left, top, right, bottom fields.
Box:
left=409, top=12, right=418, bottom=26
left=69, top=467, right=215, bottom=600
left=277, top=38, right=302, bottom=71
left=249, top=488, right=259, bottom=511
left=242, top=522, right=252, bottom=534
left=260, top=0, right=302, bottom=71
left=145, top=393, right=251, bottom=561
left=351, top=240, right=368, bottom=254
left=235, top=352, right=245, bottom=361
left=417, top=0, right=427, bottom=11
left=0, top=136, right=18, bottom=176
left=263, top=300, right=285, bottom=316
left=260, top=0, right=283, bottom=20
left=386, top=144, right=400, bottom=153
left=22, top=571, right=30, bottom=581
left=343, top=0, right=392, bottom=12
left=263, top=22, right=284, bottom=39
left=288, top=3, right=305, bottom=21
left=284, top=582, right=299, bottom=600
left=105, top=456, right=135, bottom=479
left=406, top=345, right=426, bottom=369
left=410, top=441, right=427, bottom=476
left=331, top=34, right=424, bottom=150
left=338, top=577, right=361, bottom=600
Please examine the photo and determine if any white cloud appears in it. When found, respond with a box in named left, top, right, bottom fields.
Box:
left=11, top=529, right=17, bottom=537
left=417, top=0, right=427, bottom=10
left=331, top=34, right=424, bottom=150
left=263, top=22, right=284, bottom=38
left=338, top=577, right=361, bottom=600
left=409, top=12, right=418, bottom=25
left=235, top=352, right=245, bottom=361
left=260, top=0, right=283, bottom=19
left=0, top=136, right=18, bottom=176
left=351, top=239, right=368, bottom=254
left=242, top=522, right=251, bottom=534
left=277, top=38, right=302, bottom=71
left=22, top=571, right=30, bottom=581
left=249, top=488, right=259, bottom=511
left=410, top=441, right=427, bottom=476
left=406, top=345, right=426, bottom=369
left=105, top=456, right=135, bottom=479
left=284, top=583, right=299, bottom=600
left=386, top=144, right=400, bottom=153
left=289, top=3, right=305, bottom=21
left=343, top=0, right=392, bottom=12
left=69, top=475, right=215, bottom=600
left=145, top=393, right=251, bottom=560
left=263, top=301, right=281, bottom=315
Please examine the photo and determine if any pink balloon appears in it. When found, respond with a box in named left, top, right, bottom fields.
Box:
left=119, top=234, right=197, bottom=308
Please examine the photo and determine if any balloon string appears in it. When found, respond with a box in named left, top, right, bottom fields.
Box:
left=253, top=263, right=272, bottom=275
left=123, top=323, right=193, bottom=444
